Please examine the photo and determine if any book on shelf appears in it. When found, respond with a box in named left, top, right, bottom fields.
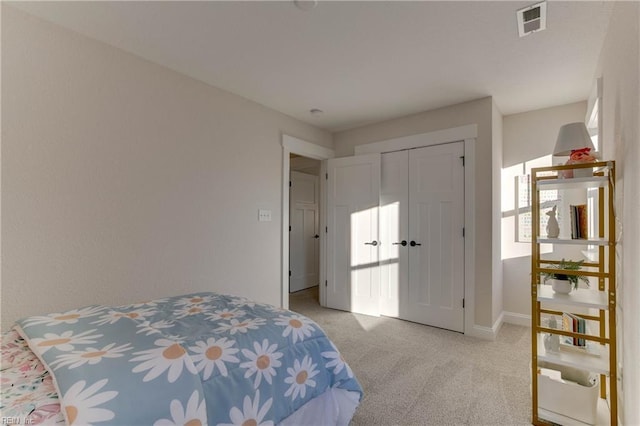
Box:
left=562, top=312, right=586, bottom=347
left=569, top=204, right=588, bottom=239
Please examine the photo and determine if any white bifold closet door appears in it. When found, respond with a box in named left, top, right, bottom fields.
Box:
left=380, top=142, right=465, bottom=332
left=326, top=154, right=381, bottom=317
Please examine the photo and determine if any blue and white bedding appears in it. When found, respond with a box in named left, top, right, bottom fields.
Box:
left=14, top=292, right=362, bottom=425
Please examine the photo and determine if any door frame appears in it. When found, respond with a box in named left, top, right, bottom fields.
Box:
left=281, top=135, right=335, bottom=310
left=355, top=124, right=477, bottom=336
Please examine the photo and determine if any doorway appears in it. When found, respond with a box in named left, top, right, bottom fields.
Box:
left=281, top=135, right=335, bottom=311
left=289, top=156, right=321, bottom=297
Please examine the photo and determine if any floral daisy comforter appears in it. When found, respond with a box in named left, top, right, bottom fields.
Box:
left=9, top=292, right=363, bottom=425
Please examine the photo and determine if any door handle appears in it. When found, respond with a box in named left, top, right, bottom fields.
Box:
left=393, top=240, right=407, bottom=246
left=410, top=240, right=422, bottom=247
left=364, top=241, right=378, bottom=246
left=314, top=234, right=319, bottom=239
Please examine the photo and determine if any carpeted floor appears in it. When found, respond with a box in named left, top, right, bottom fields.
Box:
left=290, top=287, right=532, bottom=426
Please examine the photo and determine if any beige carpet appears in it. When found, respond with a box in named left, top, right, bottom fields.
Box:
left=290, top=287, right=532, bottom=426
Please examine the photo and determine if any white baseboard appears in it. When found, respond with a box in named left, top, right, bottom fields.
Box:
left=467, top=312, right=531, bottom=340
left=466, top=325, right=495, bottom=340
left=503, top=311, right=531, bottom=327
left=467, top=312, right=504, bottom=341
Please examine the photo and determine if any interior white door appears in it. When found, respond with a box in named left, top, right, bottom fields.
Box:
left=379, top=150, right=409, bottom=318
left=326, top=154, right=381, bottom=317
left=407, top=142, right=465, bottom=331
left=289, top=171, right=319, bottom=293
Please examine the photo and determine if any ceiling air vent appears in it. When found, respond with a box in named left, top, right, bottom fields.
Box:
left=517, top=1, right=547, bottom=37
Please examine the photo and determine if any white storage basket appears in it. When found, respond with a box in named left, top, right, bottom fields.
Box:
left=537, top=362, right=599, bottom=425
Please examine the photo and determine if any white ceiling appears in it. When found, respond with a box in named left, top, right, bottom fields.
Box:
left=10, top=1, right=614, bottom=132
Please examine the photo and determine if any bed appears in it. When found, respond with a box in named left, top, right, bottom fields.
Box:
left=1, top=292, right=362, bottom=425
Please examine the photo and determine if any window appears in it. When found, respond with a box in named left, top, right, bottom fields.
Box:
left=584, top=77, right=602, bottom=260
left=585, top=77, right=602, bottom=155
left=513, top=155, right=560, bottom=243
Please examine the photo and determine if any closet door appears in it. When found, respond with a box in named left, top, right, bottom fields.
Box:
left=379, top=151, right=409, bottom=318
left=326, top=154, right=381, bottom=317
left=407, top=142, right=465, bottom=332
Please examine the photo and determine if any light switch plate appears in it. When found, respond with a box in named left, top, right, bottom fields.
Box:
left=258, top=209, right=272, bottom=222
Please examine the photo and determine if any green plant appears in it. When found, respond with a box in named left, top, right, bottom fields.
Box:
left=541, top=259, right=590, bottom=290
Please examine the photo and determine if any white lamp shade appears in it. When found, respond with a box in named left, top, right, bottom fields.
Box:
left=553, top=122, right=595, bottom=156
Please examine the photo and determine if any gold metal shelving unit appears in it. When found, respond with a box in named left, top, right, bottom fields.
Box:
left=531, top=161, right=617, bottom=425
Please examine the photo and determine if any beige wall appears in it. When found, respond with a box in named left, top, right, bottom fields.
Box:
left=501, top=101, right=587, bottom=319
left=333, top=97, right=496, bottom=328
left=594, top=2, right=639, bottom=423
left=1, top=6, right=332, bottom=329
left=503, top=102, right=587, bottom=168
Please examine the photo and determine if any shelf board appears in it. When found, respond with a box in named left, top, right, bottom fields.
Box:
left=537, top=285, right=609, bottom=310
left=538, top=397, right=611, bottom=426
left=537, top=237, right=609, bottom=246
left=537, top=334, right=610, bottom=375
left=536, top=176, right=608, bottom=190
